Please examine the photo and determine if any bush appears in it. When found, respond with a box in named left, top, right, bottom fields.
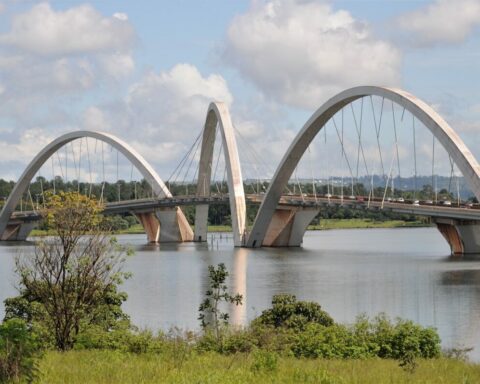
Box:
left=250, top=349, right=278, bottom=373
left=249, top=297, right=440, bottom=362
left=0, top=319, right=41, bottom=383
left=292, top=323, right=375, bottom=359
left=253, top=294, right=334, bottom=331
left=369, top=314, right=441, bottom=360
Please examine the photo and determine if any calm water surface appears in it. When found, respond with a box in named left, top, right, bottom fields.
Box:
left=1, top=227, right=480, bottom=360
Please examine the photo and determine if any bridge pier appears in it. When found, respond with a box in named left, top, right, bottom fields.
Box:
left=194, top=204, right=208, bottom=243
left=0, top=221, right=37, bottom=241
left=155, top=207, right=194, bottom=243
left=434, top=218, right=480, bottom=255
left=135, top=207, right=193, bottom=243
left=262, top=207, right=319, bottom=247
left=135, top=212, right=160, bottom=243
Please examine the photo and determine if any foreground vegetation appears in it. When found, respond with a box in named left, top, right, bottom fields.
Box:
left=38, top=350, right=480, bottom=384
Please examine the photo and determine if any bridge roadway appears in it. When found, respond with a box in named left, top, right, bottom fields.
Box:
left=6, top=194, right=480, bottom=253
left=9, top=194, right=480, bottom=222
left=103, top=194, right=480, bottom=222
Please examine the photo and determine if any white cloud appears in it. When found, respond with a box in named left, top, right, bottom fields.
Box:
left=224, top=0, right=401, bottom=110
left=125, top=63, right=233, bottom=143
left=0, top=2, right=137, bottom=125
left=397, top=0, right=480, bottom=46
left=0, top=3, right=135, bottom=56
left=73, top=63, right=235, bottom=177
left=0, top=128, right=55, bottom=164
left=113, top=12, right=128, bottom=21
left=83, top=107, right=110, bottom=132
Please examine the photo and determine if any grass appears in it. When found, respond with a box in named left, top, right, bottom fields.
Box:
left=38, top=350, right=480, bottom=384
left=309, top=218, right=428, bottom=230
left=29, top=219, right=428, bottom=237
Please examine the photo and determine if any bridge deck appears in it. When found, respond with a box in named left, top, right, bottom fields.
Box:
left=9, top=194, right=480, bottom=222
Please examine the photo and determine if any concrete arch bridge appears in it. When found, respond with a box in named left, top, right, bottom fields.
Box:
left=1, top=86, right=480, bottom=255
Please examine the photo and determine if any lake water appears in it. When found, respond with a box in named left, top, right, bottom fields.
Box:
left=1, top=227, right=480, bottom=360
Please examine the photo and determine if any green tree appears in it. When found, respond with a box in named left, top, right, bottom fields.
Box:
left=0, top=319, right=40, bottom=383
left=253, top=294, right=334, bottom=331
left=6, top=191, right=131, bottom=351
left=198, top=263, right=243, bottom=342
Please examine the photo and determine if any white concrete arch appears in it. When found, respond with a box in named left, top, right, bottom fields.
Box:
left=246, top=86, right=480, bottom=247
left=0, top=130, right=192, bottom=240
left=194, top=102, right=246, bottom=247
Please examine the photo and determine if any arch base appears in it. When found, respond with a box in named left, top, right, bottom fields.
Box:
left=0, top=221, right=37, bottom=241
left=135, top=212, right=160, bottom=243
left=262, top=207, right=319, bottom=247
left=135, top=208, right=194, bottom=243
left=434, top=218, right=480, bottom=255
left=155, top=207, right=194, bottom=243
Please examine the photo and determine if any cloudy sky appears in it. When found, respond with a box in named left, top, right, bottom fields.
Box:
left=0, top=0, right=479, bottom=183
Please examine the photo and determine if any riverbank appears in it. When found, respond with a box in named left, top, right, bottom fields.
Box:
left=29, top=219, right=429, bottom=237
left=39, top=350, right=480, bottom=383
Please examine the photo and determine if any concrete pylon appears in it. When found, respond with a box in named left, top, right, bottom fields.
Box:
left=262, top=207, right=319, bottom=247
left=434, top=218, right=480, bottom=255
left=194, top=102, right=246, bottom=247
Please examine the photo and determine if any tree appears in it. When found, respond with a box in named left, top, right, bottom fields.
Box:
left=7, top=191, right=131, bottom=351
left=198, top=263, right=242, bottom=341
left=0, top=319, right=40, bottom=383
left=252, top=294, right=334, bottom=331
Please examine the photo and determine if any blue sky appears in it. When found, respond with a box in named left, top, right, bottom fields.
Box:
left=0, top=0, right=479, bottom=184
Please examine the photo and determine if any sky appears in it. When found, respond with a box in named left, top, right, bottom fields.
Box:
left=0, top=0, right=479, bottom=185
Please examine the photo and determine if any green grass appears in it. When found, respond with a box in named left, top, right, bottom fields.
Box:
left=309, top=218, right=428, bottom=230
left=29, top=219, right=428, bottom=237
left=38, top=350, right=480, bottom=384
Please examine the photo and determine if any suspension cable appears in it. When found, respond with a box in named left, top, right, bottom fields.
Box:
left=370, top=96, right=386, bottom=177
left=391, top=101, right=402, bottom=180
left=167, top=128, right=203, bottom=184
left=51, top=157, right=56, bottom=194
left=85, top=138, right=93, bottom=197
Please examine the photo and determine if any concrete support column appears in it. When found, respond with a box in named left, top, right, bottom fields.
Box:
left=434, top=218, right=480, bottom=255
left=194, top=204, right=208, bottom=242
left=155, top=207, right=194, bottom=243
left=262, top=207, right=319, bottom=247
left=0, top=221, right=37, bottom=241
left=135, top=212, right=160, bottom=243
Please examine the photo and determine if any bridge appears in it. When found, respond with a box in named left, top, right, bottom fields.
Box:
left=1, top=86, right=479, bottom=255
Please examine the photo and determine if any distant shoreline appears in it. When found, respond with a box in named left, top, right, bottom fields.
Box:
left=29, top=219, right=430, bottom=237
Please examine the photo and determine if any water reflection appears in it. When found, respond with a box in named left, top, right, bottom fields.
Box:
left=230, top=248, right=247, bottom=326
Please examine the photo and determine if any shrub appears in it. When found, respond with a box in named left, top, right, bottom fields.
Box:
left=368, top=314, right=441, bottom=360
left=0, top=319, right=40, bottom=383
left=250, top=349, right=278, bottom=373
left=292, top=323, right=375, bottom=359
left=253, top=294, right=334, bottom=331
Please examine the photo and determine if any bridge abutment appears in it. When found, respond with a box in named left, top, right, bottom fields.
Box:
left=262, top=207, right=319, bottom=247
left=434, top=218, right=480, bottom=255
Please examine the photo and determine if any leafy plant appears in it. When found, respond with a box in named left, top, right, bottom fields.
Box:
left=0, top=319, right=41, bottom=383
left=7, top=191, right=132, bottom=351
left=198, top=263, right=242, bottom=342
left=253, top=294, right=334, bottom=331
